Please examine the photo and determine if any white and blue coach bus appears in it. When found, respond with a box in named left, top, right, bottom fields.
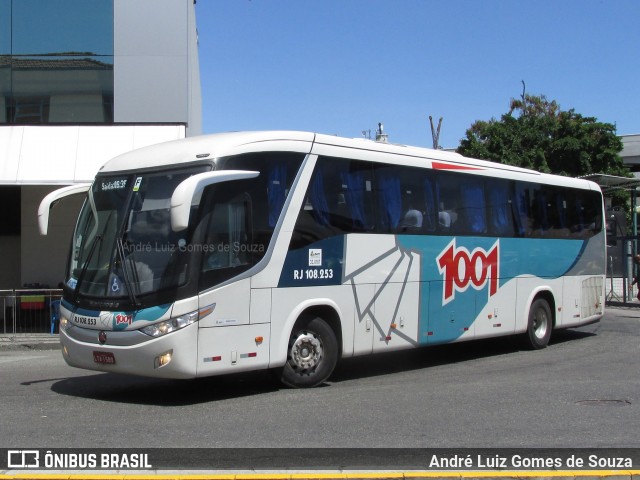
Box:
left=39, top=131, right=605, bottom=387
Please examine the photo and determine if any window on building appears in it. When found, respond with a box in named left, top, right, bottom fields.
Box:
left=0, top=0, right=114, bottom=125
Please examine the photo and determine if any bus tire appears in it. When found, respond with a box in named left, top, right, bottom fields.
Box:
left=524, top=298, right=552, bottom=349
left=279, top=316, right=338, bottom=388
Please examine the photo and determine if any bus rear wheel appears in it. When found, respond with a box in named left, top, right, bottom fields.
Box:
left=279, top=316, right=338, bottom=388
left=525, top=298, right=552, bottom=349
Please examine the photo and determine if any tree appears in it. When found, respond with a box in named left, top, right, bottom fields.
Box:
left=457, top=93, right=628, bottom=179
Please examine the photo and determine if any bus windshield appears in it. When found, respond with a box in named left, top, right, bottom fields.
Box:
left=68, top=167, right=206, bottom=303
left=66, top=151, right=306, bottom=308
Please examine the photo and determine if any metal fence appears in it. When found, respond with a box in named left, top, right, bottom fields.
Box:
left=0, top=289, right=63, bottom=338
left=606, top=235, right=640, bottom=306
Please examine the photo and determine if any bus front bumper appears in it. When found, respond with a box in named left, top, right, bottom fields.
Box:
left=60, top=322, right=199, bottom=379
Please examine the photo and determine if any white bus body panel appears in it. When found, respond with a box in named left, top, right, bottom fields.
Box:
left=199, top=279, right=251, bottom=328
left=196, top=323, right=271, bottom=376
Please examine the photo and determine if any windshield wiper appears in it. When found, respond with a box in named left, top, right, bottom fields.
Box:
left=72, top=234, right=103, bottom=304
left=116, top=237, right=141, bottom=308
left=72, top=205, right=114, bottom=304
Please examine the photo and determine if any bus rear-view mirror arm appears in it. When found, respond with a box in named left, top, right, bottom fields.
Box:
left=170, top=170, right=259, bottom=231
left=38, top=183, right=92, bottom=235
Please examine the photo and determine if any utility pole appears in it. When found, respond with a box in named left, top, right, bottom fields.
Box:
left=429, top=116, right=443, bottom=149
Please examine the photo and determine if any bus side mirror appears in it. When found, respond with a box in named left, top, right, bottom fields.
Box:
left=38, top=183, right=91, bottom=235
left=170, top=170, right=259, bottom=231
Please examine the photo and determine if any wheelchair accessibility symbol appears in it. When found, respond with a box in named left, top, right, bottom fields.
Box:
left=111, top=276, right=120, bottom=293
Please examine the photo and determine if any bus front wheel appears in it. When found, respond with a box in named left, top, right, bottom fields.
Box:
left=525, top=298, right=552, bottom=349
left=279, top=316, right=338, bottom=388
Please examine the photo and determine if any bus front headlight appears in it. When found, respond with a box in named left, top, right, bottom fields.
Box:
left=140, top=311, right=199, bottom=338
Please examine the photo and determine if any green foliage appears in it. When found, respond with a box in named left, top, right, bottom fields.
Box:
left=457, top=93, right=628, bottom=179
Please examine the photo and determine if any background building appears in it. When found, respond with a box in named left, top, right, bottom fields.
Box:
left=0, top=0, right=201, bottom=289
left=621, top=134, right=640, bottom=174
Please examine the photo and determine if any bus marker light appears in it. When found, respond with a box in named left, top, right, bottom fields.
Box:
left=198, top=304, right=216, bottom=319
left=385, top=336, right=392, bottom=341
left=390, top=323, right=397, bottom=329
left=255, top=336, right=264, bottom=344
left=493, top=323, right=502, bottom=328
left=428, top=332, right=434, bottom=336
left=240, top=352, right=257, bottom=358
left=204, top=356, right=222, bottom=362
left=487, top=314, right=493, bottom=319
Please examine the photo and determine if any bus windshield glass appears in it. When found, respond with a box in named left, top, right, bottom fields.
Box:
left=68, top=168, right=207, bottom=301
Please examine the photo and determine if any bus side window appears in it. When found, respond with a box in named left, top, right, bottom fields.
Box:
left=290, top=157, right=374, bottom=249
left=550, top=188, right=570, bottom=237
left=513, top=184, right=532, bottom=237
left=435, top=173, right=459, bottom=233
left=487, top=179, right=514, bottom=236
left=398, top=166, right=434, bottom=234
left=422, top=175, right=437, bottom=232
left=578, top=190, right=603, bottom=238
left=458, top=178, right=487, bottom=234
left=376, top=171, right=402, bottom=233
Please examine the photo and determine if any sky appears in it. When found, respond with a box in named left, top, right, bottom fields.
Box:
left=195, top=0, right=640, bottom=150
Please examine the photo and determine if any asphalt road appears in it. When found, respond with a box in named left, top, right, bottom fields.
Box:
left=0, top=307, right=638, bottom=450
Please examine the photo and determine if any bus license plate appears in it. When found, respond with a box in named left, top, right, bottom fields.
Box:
left=93, top=351, right=116, bottom=365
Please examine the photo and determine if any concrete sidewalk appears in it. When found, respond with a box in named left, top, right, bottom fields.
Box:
left=0, top=333, right=60, bottom=350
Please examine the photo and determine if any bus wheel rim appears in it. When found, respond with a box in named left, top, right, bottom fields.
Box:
left=534, top=309, right=548, bottom=339
left=290, top=332, right=323, bottom=372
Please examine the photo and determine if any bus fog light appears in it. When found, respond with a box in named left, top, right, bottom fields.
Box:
left=154, top=350, right=173, bottom=368
left=60, top=315, right=72, bottom=330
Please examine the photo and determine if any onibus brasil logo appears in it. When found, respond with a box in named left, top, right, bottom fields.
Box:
left=436, top=239, right=499, bottom=306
